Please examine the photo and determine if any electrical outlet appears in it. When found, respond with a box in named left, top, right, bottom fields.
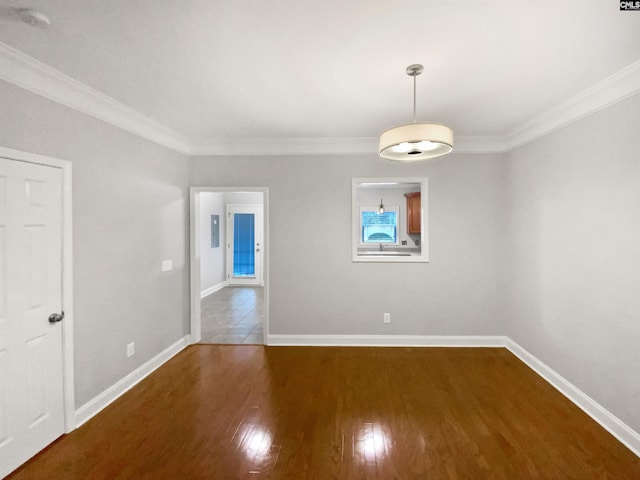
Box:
left=383, top=313, right=391, bottom=324
left=126, top=342, right=135, bottom=358
left=162, top=259, right=173, bottom=271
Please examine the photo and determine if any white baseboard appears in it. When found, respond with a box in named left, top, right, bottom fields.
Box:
left=267, top=333, right=640, bottom=458
left=267, top=334, right=507, bottom=347
left=75, top=335, right=190, bottom=428
left=71, top=332, right=640, bottom=459
left=505, top=338, right=640, bottom=458
left=200, top=281, right=227, bottom=299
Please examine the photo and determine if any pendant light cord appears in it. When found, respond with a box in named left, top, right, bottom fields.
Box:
left=412, top=73, right=417, bottom=123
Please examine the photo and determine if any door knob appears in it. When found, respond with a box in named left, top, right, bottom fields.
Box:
left=48, top=311, right=64, bottom=323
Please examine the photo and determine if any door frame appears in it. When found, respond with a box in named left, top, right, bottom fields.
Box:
left=0, top=146, right=75, bottom=433
left=226, top=204, right=264, bottom=287
left=189, top=187, right=269, bottom=345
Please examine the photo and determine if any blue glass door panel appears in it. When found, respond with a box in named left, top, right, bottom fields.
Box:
left=233, top=213, right=255, bottom=276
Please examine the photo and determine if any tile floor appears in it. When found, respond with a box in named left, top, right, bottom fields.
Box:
left=200, top=286, right=264, bottom=344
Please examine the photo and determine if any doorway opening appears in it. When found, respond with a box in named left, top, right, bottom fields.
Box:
left=189, top=187, right=268, bottom=346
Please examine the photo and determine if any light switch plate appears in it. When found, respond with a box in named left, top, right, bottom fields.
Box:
left=162, top=259, right=173, bottom=271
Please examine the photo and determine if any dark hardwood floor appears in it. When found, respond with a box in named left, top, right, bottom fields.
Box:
left=8, top=346, right=640, bottom=479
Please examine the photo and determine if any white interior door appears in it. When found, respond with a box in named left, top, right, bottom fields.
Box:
left=0, top=157, right=65, bottom=478
left=226, top=205, right=263, bottom=286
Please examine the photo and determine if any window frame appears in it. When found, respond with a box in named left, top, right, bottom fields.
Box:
left=359, top=206, right=400, bottom=246
left=352, top=177, right=429, bottom=263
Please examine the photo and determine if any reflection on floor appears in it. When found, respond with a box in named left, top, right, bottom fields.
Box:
left=200, top=286, right=264, bottom=344
left=11, top=346, right=640, bottom=479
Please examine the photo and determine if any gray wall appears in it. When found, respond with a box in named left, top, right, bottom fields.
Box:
left=5, top=68, right=638, bottom=438
left=190, top=153, right=507, bottom=336
left=199, top=192, right=226, bottom=293
left=224, top=191, right=264, bottom=205
left=0, top=80, right=190, bottom=407
left=504, top=93, right=640, bottom=432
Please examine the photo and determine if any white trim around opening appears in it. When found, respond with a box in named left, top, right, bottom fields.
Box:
left=189, top=186, right=269, bottom=345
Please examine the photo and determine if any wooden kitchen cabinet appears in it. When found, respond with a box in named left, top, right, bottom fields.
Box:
left=404, top=192, right=421, bottom=234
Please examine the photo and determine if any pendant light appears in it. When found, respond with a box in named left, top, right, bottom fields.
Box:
left=378, top=199, right=384, bottom=214
left=379, top=64, right=453, bottom=162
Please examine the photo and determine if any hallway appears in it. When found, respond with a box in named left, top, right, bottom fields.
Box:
left=200, top=286, right=264, bottom=344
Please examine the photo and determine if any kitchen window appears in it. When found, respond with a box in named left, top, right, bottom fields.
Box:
left=360, top=207, right=399, bottom=245
left=352, top=177, right=429, bottom=263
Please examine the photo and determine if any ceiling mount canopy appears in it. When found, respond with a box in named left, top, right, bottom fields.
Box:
left=379, top=64, right=453, bottom=162
left=0, top=8, right=51, bottom=28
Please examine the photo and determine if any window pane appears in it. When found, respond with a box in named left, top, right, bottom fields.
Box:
left=362, top=211, right=397, bottom=243
left=233, top=213, right=255, bottom=276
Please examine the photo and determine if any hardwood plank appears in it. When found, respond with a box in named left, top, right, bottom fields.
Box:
left=7, top=346, right=640, bottom=479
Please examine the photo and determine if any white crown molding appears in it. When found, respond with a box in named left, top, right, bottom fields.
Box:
left=506, top=58, right=640, bottom=150
left=0, top=41, right=192, bottom=154
left=2, top=40, right=639, bottom=157
left=189, top=137, right=379, bottom=156
left=453, top=136, right=509, bottom=154
left=189, top=135, right=508, bottom=156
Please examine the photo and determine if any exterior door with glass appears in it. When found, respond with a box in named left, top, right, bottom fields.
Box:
left=226, top=205, right=263, bottom=286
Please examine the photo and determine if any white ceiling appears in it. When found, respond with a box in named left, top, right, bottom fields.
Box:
left=1, top=1, right=639, bottom=153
